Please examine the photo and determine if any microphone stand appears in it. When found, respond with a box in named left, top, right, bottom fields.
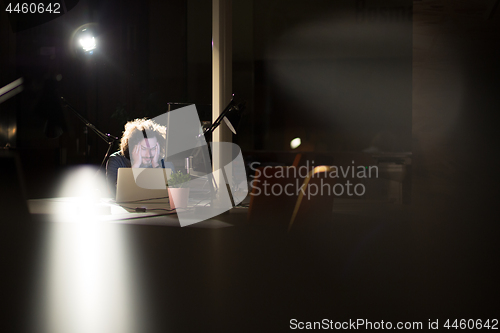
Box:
left=60, top=97, right=119, bottom=171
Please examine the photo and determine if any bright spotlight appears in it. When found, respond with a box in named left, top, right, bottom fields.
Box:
left=290, top=137, right=301, bottom=149
left=70, top=24, right=100, bottom=57
left=79, top=36, right=96, bottom=52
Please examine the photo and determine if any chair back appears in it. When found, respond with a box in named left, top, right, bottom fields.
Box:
left=288, top=166, right=336, bottom=231
left=248, top=166, right=305, bottom=226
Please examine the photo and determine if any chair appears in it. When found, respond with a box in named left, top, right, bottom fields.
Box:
left=292, top=153, right=302, bottom=167
left=248, top=166, right=305, bottom=227
left=288, top=166, right=336, bottom=231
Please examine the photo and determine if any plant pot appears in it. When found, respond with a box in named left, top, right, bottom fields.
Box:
left=168, top=187, right=190, bottom=209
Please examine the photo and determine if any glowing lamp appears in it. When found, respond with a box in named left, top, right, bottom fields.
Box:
left=290, top=137, right=301, bottom=149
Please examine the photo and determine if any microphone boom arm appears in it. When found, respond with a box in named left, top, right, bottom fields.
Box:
left=60, top=96, right=119, bottom=170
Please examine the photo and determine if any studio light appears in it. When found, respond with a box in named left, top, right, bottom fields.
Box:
left=79, top=36, right=96, bottom=52
left=73, top=26, right=97, bottom=55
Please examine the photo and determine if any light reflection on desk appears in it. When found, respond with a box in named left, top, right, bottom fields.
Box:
left=29, top=196, right=237, bottom=333
left=38, top=218, right=139, bottom=333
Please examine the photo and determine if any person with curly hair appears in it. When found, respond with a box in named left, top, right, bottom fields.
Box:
left=106, top=118, right=175, bottom=196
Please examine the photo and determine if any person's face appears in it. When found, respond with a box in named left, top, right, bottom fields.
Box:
left=139, top=137, right=158, bottom=166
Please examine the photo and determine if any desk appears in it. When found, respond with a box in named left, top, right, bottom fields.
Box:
left=10, top=198, right=414, bottom=333
left=27, top=197, right=239, bottom=228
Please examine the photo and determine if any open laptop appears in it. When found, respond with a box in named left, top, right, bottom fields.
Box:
left=116, top=168, right=172, bottom=203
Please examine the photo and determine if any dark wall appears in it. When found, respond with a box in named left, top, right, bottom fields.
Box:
left=187, top=0, right=212, bottom=105
left=249, top=0, right=413, bottom=152
left=184, top=0, right=414, bottom=153
left=410, top=0, right=499, bottom=315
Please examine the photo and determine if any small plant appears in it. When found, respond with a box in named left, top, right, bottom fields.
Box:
left=167, top=171, right=191, bottom=188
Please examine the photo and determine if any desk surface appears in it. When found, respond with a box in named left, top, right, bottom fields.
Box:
left=8, top=198, right=495, bottom=333
left=13, top=198, right=415, bottom=333
left=27, top=197, right=245, bottom=228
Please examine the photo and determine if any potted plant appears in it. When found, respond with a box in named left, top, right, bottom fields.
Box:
left=167, top=171, right=191, bottom=209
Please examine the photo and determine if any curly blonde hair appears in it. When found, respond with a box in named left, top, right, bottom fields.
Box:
left=120, top=118, right=166, bottom=159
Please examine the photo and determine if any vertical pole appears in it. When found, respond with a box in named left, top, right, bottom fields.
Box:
left=212, top=0, right=232, bottom=193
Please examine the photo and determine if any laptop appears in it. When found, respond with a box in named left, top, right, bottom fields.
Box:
left=116, top=168, right=173, bottom=203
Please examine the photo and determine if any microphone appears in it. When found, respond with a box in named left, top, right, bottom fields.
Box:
left=224, top=100, right=246, bottom=134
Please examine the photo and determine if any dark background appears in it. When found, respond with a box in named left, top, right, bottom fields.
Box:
left=0, top=0, right=499, bottom=331
left=0, top=0, right=414, bottom=197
